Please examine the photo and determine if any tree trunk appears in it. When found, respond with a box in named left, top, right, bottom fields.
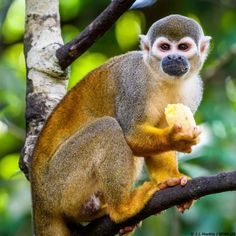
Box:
left=20, top=0, right=69, bottom=178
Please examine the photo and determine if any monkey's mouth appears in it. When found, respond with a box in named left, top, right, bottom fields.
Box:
left=161, top=55, right=189, bottom=77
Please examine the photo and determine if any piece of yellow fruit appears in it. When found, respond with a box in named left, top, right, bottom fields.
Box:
left=164, top=103, right=196, bottom=130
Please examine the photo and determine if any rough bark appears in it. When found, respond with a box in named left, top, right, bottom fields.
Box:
left=77, top=171, right=236, bottom=236
left=56, top=0, right=136, bottom=70
left=20, top=0, right=69, bottom=178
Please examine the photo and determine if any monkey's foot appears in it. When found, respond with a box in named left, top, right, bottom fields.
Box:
left=119, top=226, right=134, bottom=235
left=158, top=176, right=187, bottom=189
left=119, top=222, right=142, bottom=235
left=176, top=200, right=193, bottom=213
left=158, top=176, right=193, bottom=213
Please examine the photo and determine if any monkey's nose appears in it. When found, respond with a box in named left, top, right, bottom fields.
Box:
left=162, top=54, right=189, bottom=77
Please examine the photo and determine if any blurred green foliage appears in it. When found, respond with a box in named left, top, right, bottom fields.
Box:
left=0, top=0, right=236, bottom=235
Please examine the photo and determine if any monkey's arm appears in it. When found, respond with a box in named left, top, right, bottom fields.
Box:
left=126, top=123, right=200, bottom=156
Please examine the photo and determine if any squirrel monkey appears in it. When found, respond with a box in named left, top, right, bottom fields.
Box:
left=30, top=15, right=211, bottom=235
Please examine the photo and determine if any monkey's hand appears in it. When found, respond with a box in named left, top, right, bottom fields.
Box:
left=164, top=103, right=201, bottom=153
left=167, top=124, right=201, bottom=153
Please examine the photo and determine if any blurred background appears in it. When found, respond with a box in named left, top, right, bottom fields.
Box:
left=0, top=0, right=236, bottom=235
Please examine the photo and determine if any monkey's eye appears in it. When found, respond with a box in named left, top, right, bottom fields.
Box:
left=159, top=43, right=171, bottom=51
left=178, top=43, right=189, bottom=51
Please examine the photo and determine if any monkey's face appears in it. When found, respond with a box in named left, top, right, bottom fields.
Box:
left=140, top=30, right=211, bottom=80
left=151, top=36, right=198, bottom=78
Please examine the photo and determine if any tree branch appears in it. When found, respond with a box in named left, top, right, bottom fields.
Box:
left=76, top=171, right=236, bottom=236
left=56, top=0, right=136, bottom=70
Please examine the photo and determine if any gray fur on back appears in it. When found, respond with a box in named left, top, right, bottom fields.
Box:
left=113, top=52, right=149, bottom=134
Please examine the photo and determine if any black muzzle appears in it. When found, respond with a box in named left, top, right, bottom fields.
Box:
left=161, top=54, right=189, bottom=77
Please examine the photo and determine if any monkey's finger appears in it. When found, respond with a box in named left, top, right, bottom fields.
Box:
left=180, top=131, right=199, bottom=140
left=166, top=177, right=181, bottom=186
left=176, top=205, right=185, bottom=213
left=172, top=141, right=192, bottom=152
left=119, top=226, right=135, bottom=235
left=177, top=145, right=192, bottom=153
left=170, top=124, right=183, bottom=135
left=192, top=127, right=201, bottom=138
left=176, top=199, right=193, bottom=213
left=174, top=135, right=199, bottom=147
left=184, top=200, right=193, bottom=209
left=174, top=132, right=194, bottom=141
left=180, top=176, right=188, bottom=186
left=158, top=182, right=168, bottom=189
left=119, top=222, right=142, bottom=235
left=174, top=126, right=201, bottom=141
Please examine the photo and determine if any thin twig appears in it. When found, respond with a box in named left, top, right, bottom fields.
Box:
left=56, top=0, right=136, bottom=70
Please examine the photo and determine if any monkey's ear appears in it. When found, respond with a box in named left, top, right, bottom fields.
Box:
left=139, top=34, right=150, bottom=52
left=199, top=36, right=212, bottom=55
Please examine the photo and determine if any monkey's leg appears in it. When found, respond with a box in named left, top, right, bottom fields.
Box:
left=145, top=151, right=193, bottom=212
left=94, top=119, right=158, bottom=223
left=145, top=151, right=185, bottom=184
left=102, top=180, right=158, bottom=223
